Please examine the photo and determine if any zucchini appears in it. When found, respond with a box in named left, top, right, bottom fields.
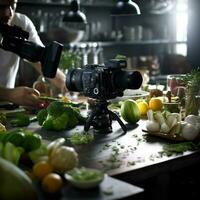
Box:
left=0, top=157, right=38, bottom=200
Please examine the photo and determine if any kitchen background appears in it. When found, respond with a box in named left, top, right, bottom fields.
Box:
left=16, top=0, right=198, bottom=89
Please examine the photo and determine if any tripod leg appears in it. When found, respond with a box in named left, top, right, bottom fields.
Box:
left=109, top=111, right=127, bottom=133
left=84, top=111, right=96, bottom=132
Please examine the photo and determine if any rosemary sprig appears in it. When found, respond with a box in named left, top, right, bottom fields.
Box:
left=181, top=68, right=200, bottom=89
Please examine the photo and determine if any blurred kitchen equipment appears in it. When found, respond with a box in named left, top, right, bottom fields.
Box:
left=167, top=74, right=186, bottom=96
left=63, top=0, right=87, bottom=30
left=123, top=25, right=142, bottom=41
left=48, top=0, right=86, bottom=43
left=111, top=0, right=141, bottom=16
left=136, top=0, right=175, bottom=14
left=47, top=26, right=85, bottom=43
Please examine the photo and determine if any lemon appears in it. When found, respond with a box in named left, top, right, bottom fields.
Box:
left=137, top=101, right=149, bottom=115
left=136, top=99, right=144, bottom=104
left=148, top=98, right=163, bottom=111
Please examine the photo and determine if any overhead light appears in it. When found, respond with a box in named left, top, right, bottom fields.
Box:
left=63, top=0, right=87, bottom=29
left=111, top=0, right=141, bottom=16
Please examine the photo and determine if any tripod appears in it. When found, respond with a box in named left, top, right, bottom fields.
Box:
left=84, top=100, right=127, bottom=134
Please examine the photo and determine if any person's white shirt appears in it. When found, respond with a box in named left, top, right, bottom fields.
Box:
left=0, top=13, right=43, bottom=88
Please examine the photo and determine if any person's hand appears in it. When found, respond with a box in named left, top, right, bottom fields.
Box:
left=7, top=86, right=41, bottom=107
left=48, top=69, right=68, bottom=95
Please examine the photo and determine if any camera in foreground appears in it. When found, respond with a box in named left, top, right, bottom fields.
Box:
left=66, top=59, right=143, bottom=134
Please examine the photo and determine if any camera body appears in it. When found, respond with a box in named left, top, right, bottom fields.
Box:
left=66, top=59, right=143, bottom=100
left=0, top=23, right=63, bottom=78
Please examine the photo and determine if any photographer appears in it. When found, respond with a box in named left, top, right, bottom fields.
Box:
left=0, top=0, right=66, bottom=107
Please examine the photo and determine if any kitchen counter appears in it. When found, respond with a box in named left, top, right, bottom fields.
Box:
left=2, top=102, right=199, bottom=200
left=27, top=119, right=199, bottom=178
left=26, top=117, right=200, bottom=200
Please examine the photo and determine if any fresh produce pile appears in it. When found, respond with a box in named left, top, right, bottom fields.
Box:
left=0, top=129, right=42, bottom=165
left=146, top=110, right=200, bottom=140
left=0, top=128, right=80, bottom=195
left=37, top=101, right=86, bottom=131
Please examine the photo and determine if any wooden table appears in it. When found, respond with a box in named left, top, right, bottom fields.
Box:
left=27, top=117, right=200, bottom=200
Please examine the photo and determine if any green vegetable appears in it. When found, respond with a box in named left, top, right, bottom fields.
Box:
left=47, top=101, right=65, bottom=117
left=0, top=142, right=3, bottom=157
left=72, top=108, right=86, bottom=125
left=0, top=132, right=12, bottom=143
left=37, top=109, right=48, bottom=126
left=0, top=157, right=38, bottom=200
left=40, top=101, right=85, bottom=131
left=160, top=142, right=199, bottom=156
left=4, top=132, right=25, bottom=147
left=0, top=129, right=25, bottom=146
left=22, top=133, right=42, bottom=152
left=181, top=68, right=200, bottom=89
left=120, top=99, right=141, bottom=124
left=3, top=142, right=24, bottom=165
left=28, top=143, right=48, bottom=164
left=0, top=123, right=6, bottom=132
left=42, top=114, right=54, bottom=130
left=69, top=132, right=94, bottom=145
left=115, top=54, right=126, bottom=60
left=10, top=113, right=30, bottom=127
left=66, top=109, right=78, bottom=129
left=68, top=167, right=103, bottom=181
left=181, top=68, right=200, bottom=115
left=59, top=50, right=82, bottom=71
left=0, top=113, right=6, bottom=125
left=52, top=112, right=69, bottom=131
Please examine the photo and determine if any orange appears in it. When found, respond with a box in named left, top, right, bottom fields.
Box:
left=32, top=161, right=53, bottom=180
left=42, top=173, right=63, bottom=193
left=137, top=101, right=149, bottom=115
left=148, top=98, right=163, bottom=111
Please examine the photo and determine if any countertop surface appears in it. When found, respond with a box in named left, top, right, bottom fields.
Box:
left=27, top=117, right=200, bottom=182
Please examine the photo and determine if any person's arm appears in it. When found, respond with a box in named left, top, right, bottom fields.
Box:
left=0, top=86, right=40, bottom=107
left=30, top=62, right=67, bottom=95
left=17, top=14, right=67, bottom=95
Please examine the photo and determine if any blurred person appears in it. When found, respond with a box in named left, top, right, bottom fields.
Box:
left=162, top=54, right=191, bottom=75
left=0, top=0, right=66, bottom=107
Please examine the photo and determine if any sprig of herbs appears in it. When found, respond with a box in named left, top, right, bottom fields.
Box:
left=59, top=50, right=82, bottom=71
left=181, top=68, right=200, bottom=89
left=159, top=142, right=200, bottom=156
left=68, top=132, right=94, bottom=145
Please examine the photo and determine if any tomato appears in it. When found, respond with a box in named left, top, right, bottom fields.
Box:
left=42, top=173, right=63, bottom=193
left=37, top=102, right=49, bottom=109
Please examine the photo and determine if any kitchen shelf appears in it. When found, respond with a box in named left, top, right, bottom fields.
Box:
left=69, top=40, right=187, bottom=48
left=18, top=1, right=113, bottom=8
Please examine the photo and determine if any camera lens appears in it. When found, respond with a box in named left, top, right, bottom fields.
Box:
left=66, top=68, right=83, bottom=91
left=115, top=70, right=143, bottom=90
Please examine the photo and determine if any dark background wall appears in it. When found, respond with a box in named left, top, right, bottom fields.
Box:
left=187, top=0, right=200, bottom=69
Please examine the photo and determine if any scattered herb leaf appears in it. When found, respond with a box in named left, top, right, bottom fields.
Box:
left=68, top=132, right=94, bottom=145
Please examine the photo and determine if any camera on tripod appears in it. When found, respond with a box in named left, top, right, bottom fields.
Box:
left=66, top=59, right=142, bottom=100
left=66, top=59, right=143, bottom=134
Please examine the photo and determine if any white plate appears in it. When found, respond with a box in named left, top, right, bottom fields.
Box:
left=110, top=89, right=149, bottom=103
